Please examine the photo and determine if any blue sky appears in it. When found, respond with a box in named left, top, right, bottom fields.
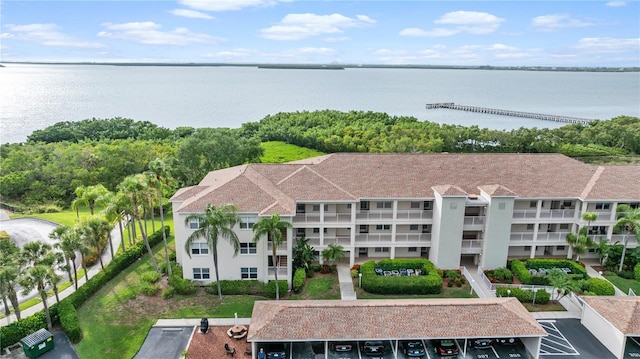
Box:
left=1, top=1, right=639, bottom=66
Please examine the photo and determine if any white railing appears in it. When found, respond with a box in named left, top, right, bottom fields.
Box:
left=493, top=283, right=554, bottom=294
left=510, top=232, right=535, bottom=241
left=629, top=289, right=636, bottom=296
left=610, top=234, right=638, bottom=245
left=395, top=210, right=433, bottom=220
left=267, top=241, right=288, bottom=251
left=539, top=209, right=576, bottom=219
left=460, top=239, right=483, bottom=253
left=268, top=266, right=288, bottom=277
left=512, top=210, right=537, bottom=219
left=293, top=213, right=321, bottom=222
left=477, top=266, right=493, bottom=291
left=461, top=266, right=486, bottom=298
left=321, top=213, right=352, bottom=223
left=355, top=211, right=394, bottom=220
left=355, top=233, right=393, bottom=243
left=537, top=232, right=571, bottom=241
left=463, top=216, right=485, bottom=225
left=322, top=236, right=352, bottom=246
left=393, top=233, right=432, bottom=243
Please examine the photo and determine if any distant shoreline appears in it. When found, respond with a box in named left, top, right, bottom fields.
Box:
left=1, top=61, right=638, bottom=72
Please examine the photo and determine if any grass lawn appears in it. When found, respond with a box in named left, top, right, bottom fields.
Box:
left=260, top=141, right=325, bottom=163
left=522, top=302, right=566, bottom=312
left=603, top=273, right=640, bottom=295
left=288, top=274, right=341, bottom=300
left=11, top=207, right=93, bottom=227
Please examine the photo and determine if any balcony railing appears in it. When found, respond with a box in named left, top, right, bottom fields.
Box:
left=512, top=210, right=537, bottom=219
left=268, top=266, right=288, bottom=277
left=393, top=233, right=432, bottom=243
left=305, top=236, right=352, bottom=247
left=356, top=211, right=394, bottom=220
left=509, top=232, right=570, bottom=242
left=355, top=233, right=393, bottom=243
left=395, top=210, right=433, bottom=220
left=267, top=241, right=288, bottom=252
left=539, top=209, right=576, bottom=219
left=463, top=216, right=485, bottom=225
left=510, top=232, right=535, bottom=242
left=610, top=234, right=638, bottom=245
left=322, top=213, right=353, bottom=223
left=461, top=240, right=483, bottom=254
left=293, top=213, right=321, bottom=222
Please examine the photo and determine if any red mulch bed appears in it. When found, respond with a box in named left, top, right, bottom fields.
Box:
left=187, top=325, right=251, bottom=359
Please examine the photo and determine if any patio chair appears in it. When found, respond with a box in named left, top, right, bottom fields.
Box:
left=225, top=343, right=236, bottom=357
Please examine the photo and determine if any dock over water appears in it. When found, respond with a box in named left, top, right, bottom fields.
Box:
left=426, top=102, right=593, bottom=125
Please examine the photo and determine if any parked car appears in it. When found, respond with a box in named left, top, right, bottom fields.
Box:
left=433, top=339, right=458, bottom=357
left=401, top=340, right=426, bottom=357
left=362, top=341, right=386, bottom=356
left=469, top=338, right=492, bottom=349
left=495, top=337, right=518, bottom=345
left=332, top=342, right=354, bottom=352
left=264, top=343, right=287, bottom=359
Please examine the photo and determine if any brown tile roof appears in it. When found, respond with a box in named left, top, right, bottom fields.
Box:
left=171, top=186, right=208, bottom=201
left=173, top=153, right=640, bottom=214
left=581, top=296, right=640, bottom=335
left=247, top=298, right=546, bottom=342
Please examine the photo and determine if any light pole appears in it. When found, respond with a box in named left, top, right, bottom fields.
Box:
left=507, top=289, right=511, bottom=298
left=470, top=279, right=475, bottom=295
left=358, top=273, right=362, bottom=288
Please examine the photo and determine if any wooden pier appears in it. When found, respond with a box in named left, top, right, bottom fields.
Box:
left=425, top=102, right=593, bottom=125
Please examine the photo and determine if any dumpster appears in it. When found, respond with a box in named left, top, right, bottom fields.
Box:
left=20, top=328, right=54, bottom=358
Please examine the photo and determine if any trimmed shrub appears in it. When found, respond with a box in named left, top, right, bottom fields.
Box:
left=491, top=267, right=513, bottom=282
left=168, top=275, right=197, bottom=295
left=58, top=301, right=82, bottom=343
left=162, top=287, right=175, bottom=299
left=445, top=270, right=461, bottom=279
left=350, top=269, right=359, bottom=278
left=617, top=270, right=635, bottom=279
left=140, top=281, right=160, bottom=296
left=510, top=260, right=531, bottom=284
left=495, top=286, right=548, bottom=304
left=584, top=278, right=615, bottom=296
left=140, top=271, right=161, bottom=283
left=360, top=259, right=442, bottom=295
left=635, top=264, right=640, bottom=280
left=206, top=280, right=265, bottom=295
left=293, top=268, right=306, bottom=293
left=264, top=280, right=288, bottom=299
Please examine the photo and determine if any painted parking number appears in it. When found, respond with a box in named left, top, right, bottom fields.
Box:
left=629, top=352, right=640, bottom=357
left=477, top=354, right=489, bottom=358
left=509, top=354, right=521, bottom=358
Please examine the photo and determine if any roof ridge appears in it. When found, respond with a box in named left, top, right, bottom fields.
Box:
left=244, top=166, right=295, bottom=214
left=579, top=166, right=605, bottom=200
left=303, top=166, right=358, bottom=200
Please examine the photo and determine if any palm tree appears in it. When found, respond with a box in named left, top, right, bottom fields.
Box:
left=546, top=268, right=577, bottom=302
left=71, top=224, right=92, bottom=283
left=71, top=184, right=109, bottom=217
left=253, top=214, right=292, bottom=300
left=20, top=241, right=63, bottom=303
left=614, top=204, right=640, bottom=272
left=0, top=235, right=22, bottom=320
left=321, top=243, right=346, bottom=267
left=119, top=174, right=159, bottom=272
left=592, top=239, right=610, bottom=266
left=20, top=265, right=59, bottom=330
left=78, top=217, right=112, bottom=270
left=184, top=204, right=240, bottom=299
left=148, top=158, right=173, bottom=276
left=292, top=237, right=317, bottom=271
left=57, top=227, right=80, bottom=290
left=50, top=225, right=74, bottom=284
left=566, top=211, right=598, bottom=261
left=102, top=191, right=133, bottom=251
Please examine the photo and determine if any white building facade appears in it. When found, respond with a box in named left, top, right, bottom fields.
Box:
left=170, top=153, right=640, bottom=287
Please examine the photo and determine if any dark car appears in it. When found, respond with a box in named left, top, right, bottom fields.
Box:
left=362, top=341, right=386, bottom=356
left=332, top=342, right=354, bottom=352
left=401, top=340, right=426, bottom=357
left=433, top=339, right=458, bottom=357
left=469, top=338, right=492, bottom=349
left=495, top=337, right=518, bottom=345
left=264, top=343, right=287, bottom=359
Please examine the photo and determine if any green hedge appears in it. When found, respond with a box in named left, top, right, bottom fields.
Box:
left=293, top=268, right=306, bottom=293
left=495, top=287, right=550, bottom=304
left=58, top=300, right=82, bottom=343
left=206, top=280, right=265, bottom=295
left=264, top=280, right=288, bottom=299
left=360, top=259, right=442, bottom=295
left=584, top=278, right=616, bottom=296
left=634, top=264, right=640, bottom=280
left=510, top=259, right=587, bottom=285
left=0, top=227, right=168, bottom=350
left=509, top=260, right=532, bottom=284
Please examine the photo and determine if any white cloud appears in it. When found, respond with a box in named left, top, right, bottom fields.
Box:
left=531, top=14, right=593, bottom=31
left=260, top=13, right=376, bottom=40
left=203, top=48, right=256, bottom=59
left=170, top=9, right=214, bottom=19
left=99, top=21, right=223, bottom=45
left=573, top=37, right=640, bottom=53
left=400, top=11, right=504, bottom=38
left=323, top=36, right=350, bottom=43
left=179, top=0, right=288, bottom=12
left=3, top=23, right=105, bottom=48
left=605, top=1, right=627, bottom=7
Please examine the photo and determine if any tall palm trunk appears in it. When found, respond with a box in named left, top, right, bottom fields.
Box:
left=8, top=289, right=20, bottom=320
left=39, top=284, right=52, bottom=330
left=213, top=251, right=222, bottom=299
left=72, top=256, right=78, bottom=290
left=118, top=221, right=126, bottom=252
left=53, top=283, right=60, bottom=303
left=97, top=241, right=105, bottom=270
left=158, top=190, right=172, bottom=276
left=108, top=233, right=114, bottom=259
left=135, top=208, right=159, bottom=272
left=271, top=233, right=280, bottom=300
left=65, top=256, right=73, bottom=284
left=2, top=295, right=10, bottom=316
left=80, top=252, right=89, bottom=282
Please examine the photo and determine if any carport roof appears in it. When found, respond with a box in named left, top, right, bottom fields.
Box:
left=581, top=296, right=640, bottom=335
left=247, top=298, right=546, bottom=342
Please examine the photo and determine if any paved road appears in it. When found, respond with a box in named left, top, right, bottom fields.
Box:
left=133, top=327, right=194, bottom=359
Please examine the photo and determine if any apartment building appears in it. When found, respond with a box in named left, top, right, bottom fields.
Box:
left=170, top=153, right=640, bottom=286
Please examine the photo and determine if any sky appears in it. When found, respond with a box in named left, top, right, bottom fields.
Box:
left=1, top=0, right=639, bottom=66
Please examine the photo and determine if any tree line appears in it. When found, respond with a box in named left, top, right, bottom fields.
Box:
left=2, top=112, right=638, bottom=208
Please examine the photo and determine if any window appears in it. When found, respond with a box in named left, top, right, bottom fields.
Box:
left=190, top=243, right=209, bottom=255
left=240, top=243, right=257, bottom=254
left=296, top=204, right=305, bottom=213
left=312, top=204, right=320, bottom=212
left=410, top=201, right=421, bottom=209
left=559, top=224, right=569, bottom=230
left=296, top=228, right=306, bottom=236
left=313, top=228, right=320, bottom=234
left=524, top=246, right=531, bottom=251
left=423, top=201, right=433, bottom=210
left=324, top=204, right=329, bottom=211
left=556, top=246, right=566, bottom=251
left=588, top=226, right=607, bottom=235
left=374, top=247, right=389, bottom=253
left=408, top=247, right=417, bottom=252
left=376, top=201, right=392, bottom=209
left=193, top=268, right=210, bottom=280
left=376, top=224, right=390, bottom=231
left=409, top=224, right=419, bottom=231
left=346, top=204, right=352, bottom=209
left=239, top=217, right=256, bottom=230
left=595, top=202, right=611, bottom=210
left=360, top=201, right=369, bottom=210
left=241, top=267, right=258, bottom=279
left=563, top=201, right=572, bottom=208
left=526, top=224, right=534, bottom=230
left=422, top=225, right=431, bottom=233
left=529, top=201, right=537, bottom=208
left=359, top=225, right=369, bottom=233
left=188, top=218, right=200, bottom=229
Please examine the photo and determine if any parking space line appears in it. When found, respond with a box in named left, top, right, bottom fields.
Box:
left=538, top=321, right=579, bottom=356
left=631, top=337, right=640, bottom=347
left=491, top=346, right=500, bottom=358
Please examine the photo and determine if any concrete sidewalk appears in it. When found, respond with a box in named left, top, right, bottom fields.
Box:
left=336, top=265, right=357, bottom=300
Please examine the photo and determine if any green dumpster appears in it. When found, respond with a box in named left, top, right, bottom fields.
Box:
left=20, top=328, right=54, bottom=358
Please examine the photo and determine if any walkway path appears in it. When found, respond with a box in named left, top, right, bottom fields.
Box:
left=0, top=218, right=125, bottom=327
left=336, top=265, right=356, bottom=300
left=463, top=265, right=496, bottom=298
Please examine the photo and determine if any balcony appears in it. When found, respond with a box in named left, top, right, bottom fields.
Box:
left=512, top=210, right=537, bottom=219
left=356, top=211, right=394, bottom=221
left=322, top=212, right=352, bottom=223
left=268, top=265, right=288, bottom=277
left=539, top=209, right=576, bottom=219
left=395, top=210, right=433, bottom=220
left=510, top=232, right=535, bottom=242
left=306, top=235, right=351, bottom=247
left=293, top=213, right=321, bottom=223
left=509, top=232, right=570, bottom=243
left=610, top=234, right=638, bottom=246
left=461, top=240, right=483, bottom=254
left=464, top=216, right=485, bottom=226
left=355, top=233, right=393, bottom=243
left=267, top=241, right=288, bottom=253
left=393, top=233, right=432, bottom=244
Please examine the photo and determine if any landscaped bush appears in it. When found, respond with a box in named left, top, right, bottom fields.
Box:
left=162, top=287, right=175, bottom=299
left=264, top=280, right=287, bottom=299
left=360, top=259, right=442, bottom=295
left=140, top=271, right=161, bottom=283
left=293, top=268, right=306, bottom=293
left=307, top=264, right=321, bottom=278
left=207, top=280, right=265, bottom=295
left=525, top=259, right=587, bottom=277
left=491, top=267, right=513, bottom=282
left=58, top=301, right=82, bottom=343
left=617, top=270, right=635, bottom=279
left=495, top=287, right=549, bottom=304
left=510, top=259, right=587, bottom=285
left=509, top=260, right=531, bottom=284
left=168, top=275, right=197, bottom=295
left=584, top=278, right=615, bottom=296
left=140, top=281, right=160, bottom=296
left=635, top=264, right=640, bottom=280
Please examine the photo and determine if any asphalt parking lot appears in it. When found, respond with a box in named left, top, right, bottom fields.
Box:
left=625, top=337, right=640, bottom=359
left=538, top=319, right=615, bottom=359
left=133, top=326, right=193, bottom=359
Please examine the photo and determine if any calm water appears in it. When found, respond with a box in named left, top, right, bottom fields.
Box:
left=1, top=64, right=639, bottom=144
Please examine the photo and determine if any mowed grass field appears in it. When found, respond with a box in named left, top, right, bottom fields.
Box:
left=260, top=141, right=325, bottom=163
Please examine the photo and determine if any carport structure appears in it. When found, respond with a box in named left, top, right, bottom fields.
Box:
left=580, top=296, right=640, bottom=359
left=247, top=298, right=547, bottom=359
